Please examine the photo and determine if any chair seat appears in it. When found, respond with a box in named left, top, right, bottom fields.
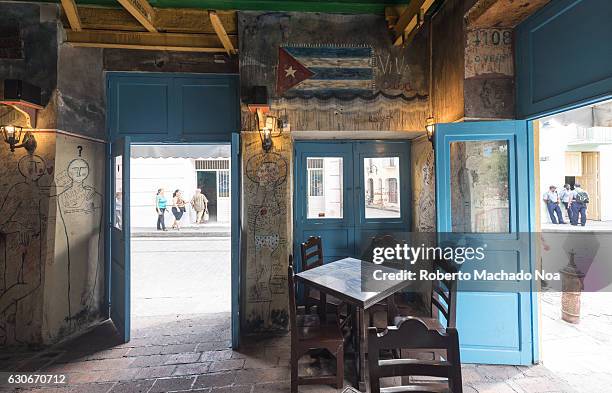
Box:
left=380, top=382, right=450, bottom=393
left=393, top=316, right=445, bottom=334
left=297, top=323, right=343, bottom=344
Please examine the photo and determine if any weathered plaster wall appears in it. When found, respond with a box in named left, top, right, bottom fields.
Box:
left=411, top=136, right=436, bottom=233
left=241, top=132, right=292, bottom=333
left=239, top=11, right=429, bottom=133
left=0, top=134, right=56, bottom=347
left=0, top=2, right=58, bottom=128
left=44, top=134, right=105, bottom=343
left=1, top=2, right=106, bottom=347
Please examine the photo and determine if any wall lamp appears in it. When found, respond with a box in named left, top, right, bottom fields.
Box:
left=425, top=116, right=435, bottom=146
left=246, top=86, right=284, bottom=153
left=1, top=125, right=37, bottom=153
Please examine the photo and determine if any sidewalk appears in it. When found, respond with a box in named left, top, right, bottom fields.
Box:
left=541, top=220, right=612, bottom=232
left=132, top=224, right=231, bottom=238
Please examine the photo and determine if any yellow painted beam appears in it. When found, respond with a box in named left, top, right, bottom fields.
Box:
left=209, top=10, right=237, bottom=55
left=116, top=0, right=157, bottom=32
left=60, top=0, right=82, bottom=31
left=65, top=29, right=236, bottom=52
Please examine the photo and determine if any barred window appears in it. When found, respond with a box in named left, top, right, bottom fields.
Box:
left=309, top=169, right=324, bottom=196
left=387, top=178, right=398, bottom=204
left=218, top=170, right=230, bottom=197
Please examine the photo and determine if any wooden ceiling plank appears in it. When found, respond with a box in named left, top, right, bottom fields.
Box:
left=116, top=0, right=158, bottom=32
left=393, top=0, right=426, bottom=37
left=74, top=6, right=237, bottom=35
left=208, top=10, right=236, bottom=55
left=60, top=0, right=82, bottom=31
left=65, top=29, right=236, bottom=52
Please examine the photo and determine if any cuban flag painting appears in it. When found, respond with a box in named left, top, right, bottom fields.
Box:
left=276, top=45, right=374, bottom=98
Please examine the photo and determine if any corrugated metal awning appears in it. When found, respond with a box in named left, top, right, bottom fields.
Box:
left=131, top=144, right=230, bottom=159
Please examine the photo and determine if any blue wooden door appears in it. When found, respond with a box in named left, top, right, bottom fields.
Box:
left=294, top=141, right=411, bottom=269
left=110, top=137, right=131, bottom=342
left=230, top=133, right=240, bottom=348
left=435, top=121, right=537, bottom=365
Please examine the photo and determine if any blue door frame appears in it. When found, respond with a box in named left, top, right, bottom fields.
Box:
left=435, top=120, right=538, bottom=365
left=293, top=140, right=411, bottom=270
left=105, top=72, right=241, bottom=348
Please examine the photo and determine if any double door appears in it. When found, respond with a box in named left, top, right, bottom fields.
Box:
left=294, top=140, right=411, bottom=269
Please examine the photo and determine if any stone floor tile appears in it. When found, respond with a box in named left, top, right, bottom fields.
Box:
left=107, top=379, right=155, bottom=393
left=163, top=353, right=201, bottom=365
left=211, top=385, right=253, bottom=393
left=134, top=365, right=177, bottom=379
left=172, top=362, right=211, bottom=376
left=208, top=359, right=245, bottom=372
left=68, top=382, right=116, bottom=393
left=468, top=381, right=522, bottom=393
left=235, top=367, right=290, bottom=385
left=128, top=355, right=171, bottom=368
left=199, top=350, right=235, bottom=362
left=192, top=372, right=237, bottom=389
left=148, top=376, right=196, bottom=393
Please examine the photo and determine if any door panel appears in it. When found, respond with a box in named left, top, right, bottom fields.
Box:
left=110, top=137, right=131, bottom=342
left=198, top=171, right=218, bottom=222
left=294, top=141, right=411, bottom=270
left=231, top=133, right=241, bottom=349
left=435, top=121, right=536, bottom=365
left=576, top=152, right=600, bottom=220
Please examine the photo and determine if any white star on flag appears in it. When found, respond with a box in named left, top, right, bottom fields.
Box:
left=284, top=66, right=297, bottom=78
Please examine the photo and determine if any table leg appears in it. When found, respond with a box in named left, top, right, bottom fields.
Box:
left=358, top=307, right=370, bottom=392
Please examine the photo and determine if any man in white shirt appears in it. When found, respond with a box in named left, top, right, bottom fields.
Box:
left=559, top=184, right=573, bottom=222
left=542, top=185, right=565, bottom=224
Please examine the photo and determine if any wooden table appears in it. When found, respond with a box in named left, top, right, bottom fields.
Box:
left=295, top=257, right=412, bottom=391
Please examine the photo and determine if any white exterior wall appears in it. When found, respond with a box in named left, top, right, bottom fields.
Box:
left=539, top=121, right=612, bottom=223
left=129, top=158, right=231, bottom=228
left=598, top=145, right=612, bottom=221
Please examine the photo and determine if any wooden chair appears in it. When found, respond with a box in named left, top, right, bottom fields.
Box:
left=368, top=317, right=463, bottom=393
left=300, top=236, right=351, bottom=328
left=392, top=257, right=458, bottom=331
left=288, top=257, right=344, bottom=392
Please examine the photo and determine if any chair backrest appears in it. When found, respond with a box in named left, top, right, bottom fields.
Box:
left=368, top=317, right=462, bottom=393
left=431, top=258, right=458, bottom=328
left=288, top=256, right=298, bottom=336
left=300, top=236, right=323, bottom=271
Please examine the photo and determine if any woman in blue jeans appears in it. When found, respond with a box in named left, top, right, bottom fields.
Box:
left=156, top=188, right=167, bottom=231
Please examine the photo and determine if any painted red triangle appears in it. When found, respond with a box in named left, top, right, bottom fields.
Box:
left=276, top=47, right=314, bottom=96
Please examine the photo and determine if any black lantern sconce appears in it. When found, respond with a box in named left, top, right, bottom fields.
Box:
left=425, top=116, right=435, bottom=147
left=1, top=125, right=37, bottom=153
left=246, top=86, right=284, bottom=153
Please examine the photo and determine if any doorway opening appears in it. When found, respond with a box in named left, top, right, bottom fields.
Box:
left=129, top=144, right=232, bottom=339
left=535, top=99, right=612, bottom=392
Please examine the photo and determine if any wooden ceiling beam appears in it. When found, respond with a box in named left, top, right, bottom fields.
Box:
left=60, top=0, right=82, bottom=31
left=116, top=0, right=157, bottom=32
left=386, top=0, right=437, bottom=46
left=71, top=6, right=237, bottom=35
left=209, top=11, right=236, bottom=55
left=65, top=29, right=236, bottom=52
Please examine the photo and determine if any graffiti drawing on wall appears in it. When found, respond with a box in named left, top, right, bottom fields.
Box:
left=0, top=155, right=51, bottom=345
left=55, top=156, right=103, bottom=326
left=417, top=149, right=436, bottom=232
left=245, top=148, right=289, bottom=330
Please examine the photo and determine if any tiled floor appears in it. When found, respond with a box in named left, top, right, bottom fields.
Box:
left=0, top=311, right=580, bottom=393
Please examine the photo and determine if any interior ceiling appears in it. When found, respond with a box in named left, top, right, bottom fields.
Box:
left=40, top=0, right=409, bottom=13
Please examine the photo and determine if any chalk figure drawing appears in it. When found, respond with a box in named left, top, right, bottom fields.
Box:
left=418, top=149, right=435, bottom=232
left=0, top=155, right=50, bottom=345
left=56, top=157, right=103, bottom=324
left=246, top=151, right=288, bottom=328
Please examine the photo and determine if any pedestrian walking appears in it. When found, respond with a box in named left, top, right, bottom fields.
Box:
left=570, top=183, right=589, bottom=226
left=156, top=188, right=167, bottom=231
left=559, top=184, right=573, bottom=222
left=171, top=189, right=186, bottom=230
left=190, top=188, right=209, bottom=224
left=543, top=185, right=565, bottom=224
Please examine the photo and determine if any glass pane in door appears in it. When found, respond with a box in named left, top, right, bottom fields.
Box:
left=114, top=155, right=123, bottom=230
left=450, top=140, right=509, bottom=232
left=364, top=157, right=401, bottom=218
left=306, top=157, right=343, bottom=219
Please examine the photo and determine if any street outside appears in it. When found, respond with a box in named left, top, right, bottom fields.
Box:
left=131, top=236, right=231, bottom=318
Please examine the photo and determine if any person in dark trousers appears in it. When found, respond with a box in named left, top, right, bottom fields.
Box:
left=543, top=185, right=565, bottom=224
left=559, top=184, right=573, bottom=223
left=570, top=183, right=589, bottom=226
left=156, top=188, right=167, bottom=231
